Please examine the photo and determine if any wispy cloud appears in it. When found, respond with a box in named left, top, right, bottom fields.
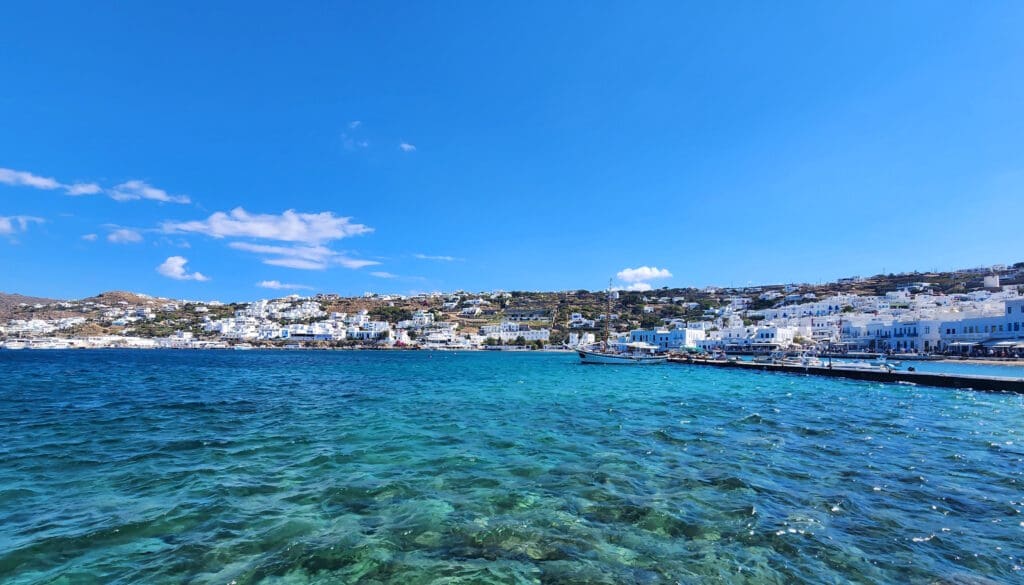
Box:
left=399, top=142, right=416, bottom=152
left=228, top=241, right=379, bottom=271
left=0, top=168, right=60, bottom=190
left=81, top=233, right=98, bottom=241
left=0, top=166, right=187, bottom=204
left=166, top=208, right=377, bottom=271
left=616, top=266, right=672, bottom=283
left=349, top=120, right=361, bottom=129
left=414, top=253, right=458, bottom=262
left=0, top=167, right=100, bottom=196
left=370, top=271, right=397, bottom=279
left=107, top=228, right=143, bottom=244
left=156, top=256, right=209, bottom=281
left=258, top=280, right=314, bottom=290
left=0, top=215, right=44, bottom=235
left=66, top=183, right=103, bottom=195
left=263, top=257, right=328, bottom=270
left=342, top=133, right=369, bottom=150
left=109, top=180, right=190, bottom=204
left=165, top=208, right=371, bottom=244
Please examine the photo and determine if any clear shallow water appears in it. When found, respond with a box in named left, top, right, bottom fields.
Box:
left=1, top=350, right=1021, bottom=584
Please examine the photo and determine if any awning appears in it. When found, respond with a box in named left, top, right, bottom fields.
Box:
left=981, top=340, right=1019, bottom=348
left=948, top=342, right=977, bottom=347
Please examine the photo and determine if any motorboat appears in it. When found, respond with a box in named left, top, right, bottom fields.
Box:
left=831, top=360, right=896, bottom=372
left=781, top=353, right=824, bottom=367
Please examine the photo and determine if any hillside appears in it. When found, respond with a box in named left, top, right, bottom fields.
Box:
left=2, top=261, right=1021, bottom=339
left=0, top=292, right=62, bottom=319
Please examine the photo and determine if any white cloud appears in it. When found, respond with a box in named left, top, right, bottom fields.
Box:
left=258, top=280, right=313, bottom=290
left=0, top=168, right=61, bottom=190
left=370, top=271, right=397, bottom=279
left=0, top=215, right=44, bottom=235
left=616, top=266, right=672, bottom=283
left=157, top=256, right=210, bottom=281
left=109, top=180, right=190, bottom=204
left=349, top=120, right=361, bottom=129
left=336, top=257, right=379, bottom=269
left=228, top=241, right=379, bottom=271
left=399, top=142, right=416, bottom=152
left=82, top=233, right=98, bottom=241
left=166, top=207, right=371, bottom=244
left=414, top=253, right=457, bottom=261
left=342, top=133, right=369, bottom=150
left=264, top=257, right=328, bottom=270
left=0, top=167, right=187, bottom=203
left=107, top=228, right=143, bottom=244
left=66, top=182, right=102, bottom=195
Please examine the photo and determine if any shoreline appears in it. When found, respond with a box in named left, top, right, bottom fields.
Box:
left=2, top=344, right=1022, bottom=365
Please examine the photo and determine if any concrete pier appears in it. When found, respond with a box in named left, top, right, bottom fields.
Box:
left=668, top=357, right=1024, bottom=393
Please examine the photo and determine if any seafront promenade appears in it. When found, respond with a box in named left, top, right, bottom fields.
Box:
left=670, top=355, right=1024, bottom=393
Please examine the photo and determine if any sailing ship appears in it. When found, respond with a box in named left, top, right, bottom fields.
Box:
left=578, top=280, right=667, bottom=365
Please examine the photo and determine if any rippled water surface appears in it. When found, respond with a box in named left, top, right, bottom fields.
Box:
left=1, top=350, right=1022, bottom=584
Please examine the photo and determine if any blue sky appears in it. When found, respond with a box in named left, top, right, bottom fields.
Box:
left=2, top=2, right=1023, bottom=300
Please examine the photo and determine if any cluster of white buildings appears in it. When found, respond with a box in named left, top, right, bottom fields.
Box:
left=6, top=274, right=1023, bottom=356
left=687, top=285, right=1024, bottom=354
left=1, top=317, right=86, bottom=337
left=203, top=303, right=394, bottom=343
left=479, top=321, right=551, bottom=343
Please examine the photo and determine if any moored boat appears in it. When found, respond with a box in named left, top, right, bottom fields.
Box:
left=577, top=280, right=667, bottom=365
left=781, top=353, right=824, bottom=367
left=831, top=360, right=896, bottom=372
left=578, top=342, right=667, bottom=365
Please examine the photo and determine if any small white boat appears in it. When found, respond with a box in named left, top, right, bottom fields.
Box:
left=831, top=360, right=895, bottom=372
left=3, top=340, right=27, bottom=350
left=27, top=339, right=71, bottom=350
left=781, top=354, right=824, bottom=368
left=233, top=343, right=255, bottom=351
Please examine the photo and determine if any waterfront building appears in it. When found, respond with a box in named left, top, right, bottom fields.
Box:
left=479, top=321, right=551, bottom=343
left=628, top=327, right=706, bottom=351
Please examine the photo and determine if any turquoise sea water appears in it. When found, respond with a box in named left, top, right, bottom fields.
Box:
left=1, top=350, right=1021, bottom=584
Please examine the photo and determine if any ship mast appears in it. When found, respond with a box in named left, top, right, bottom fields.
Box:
left=605, top=278, right=612, bottom=347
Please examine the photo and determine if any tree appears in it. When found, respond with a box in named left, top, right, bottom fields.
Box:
left=371, top=306, right=412, bottom=323
left=640, top=313, right=662, bottom=328
left=514, top=335, right=526, bottom=346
